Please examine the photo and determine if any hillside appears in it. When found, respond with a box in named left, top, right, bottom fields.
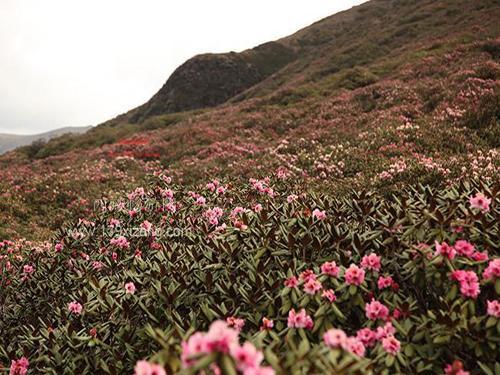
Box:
left=0, top=1, right=499, bottom=373
left=0, top=126, right=92, bottom=155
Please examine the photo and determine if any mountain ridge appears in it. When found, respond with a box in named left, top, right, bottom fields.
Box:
left=0, top=126, right=92, bottom=155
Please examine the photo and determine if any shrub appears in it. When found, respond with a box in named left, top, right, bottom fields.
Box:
left=0, top=175, right=498, bottom=374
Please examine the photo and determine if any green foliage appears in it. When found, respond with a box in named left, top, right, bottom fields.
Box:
left=1, top=177, right=498, bottom=373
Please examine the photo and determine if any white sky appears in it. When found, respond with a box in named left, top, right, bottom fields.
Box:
left=0, top=0, right=366, bottom=135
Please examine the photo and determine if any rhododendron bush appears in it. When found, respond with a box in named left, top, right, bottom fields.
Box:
left=0, top=174, right=498, bottom=374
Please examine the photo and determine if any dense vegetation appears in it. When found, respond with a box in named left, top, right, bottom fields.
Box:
left=1, top=176, right=498, bottom=373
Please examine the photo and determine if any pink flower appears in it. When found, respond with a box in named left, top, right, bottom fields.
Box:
left=444, top=360, right=470, bottom=375
left=321, top=289, right=337, bottom=302
left=226, top=316, right=245, bottom=331
left=469, top=192, right=491, bottom=213
left=360, top=253, right=381, bottom=272
left=125, top=282, right=136, bottom=295
left=323, top=328, right=347, bottom=348
left=299, top=269, right=316, bottom=282
left=55, top=243, right=64, bottom=252
left=181, top=332, right=207, bottom=367
left=68, top=301, right=83, bottom=315
left=9, top=357, right=29, bottom=375
left=23, top=264, right=34, bottom=274
left=377, top=276, right=393, bottom=289
left=471, top=251, right=488, bottom=261
left=230, top=342, right=263, bottom=371
left=134, top=360, right=166, bottom=375
left=195, top=196, right=206, bottom=206
left=110, top=236, right=130, bottom=249
left=204, top=321, right=239, bottom=353
left=483, top=259, right=500, bottom=281
left=321, top=261, right=339, bottom=277
left=454, top=240, right=475, bottom=257
left=344, top=264, right=365, bottom=286
left=356, top=328, right=377, bottom=347
left=140, top=220, right=153, bottom=232
left=287, top=194, right=298, bottom=203
left=382, top=335, right=401, bottom=355
left=487, top=300, right=500, bottom=318
left=344, top=337, right=366, bottom=357
left=92, top=261, right=103, bottom=270
left=303, top=278, right=322, bottom=294
left=365, top=299, right=390, bottom=321
left=284, top=276, right=298, bottom=288
left=260, top=317, right=274, bottom=330
left=243, top=366, right=275, bottom=375
left=451, top=270, right=480, bottom=298
left=312, top=208, right=326, bottom=220
left=254, top=204, right=263, bottom=212
left=287, top=308, right=313, bottom=329
left=435, top=241, right=456, bottom=260
left=376, top=322, right=396, bottom=340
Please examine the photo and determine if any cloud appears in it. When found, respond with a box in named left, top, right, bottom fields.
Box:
left=0, top=0, right=366, bottom=134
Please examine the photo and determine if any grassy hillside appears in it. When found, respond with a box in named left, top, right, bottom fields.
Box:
left=0, top=1, right=499, bottom=373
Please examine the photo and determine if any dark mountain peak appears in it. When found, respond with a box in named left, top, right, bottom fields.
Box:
left=130, top=41, right=296, bottom=122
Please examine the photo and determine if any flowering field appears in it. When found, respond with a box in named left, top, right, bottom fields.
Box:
left=1, top=1, right=499, bottom=374
left=1, top=172, right=498, bottom=374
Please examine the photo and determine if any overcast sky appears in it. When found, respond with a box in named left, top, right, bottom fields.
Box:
left=0, top=1, right=366, bottom=135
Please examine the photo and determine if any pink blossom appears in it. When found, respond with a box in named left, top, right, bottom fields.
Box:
left=323, top=328, right=347, bottom=348
left=133, top=360, right=166, bottom=375
left=140, top=220, right=153, bottom=232
left=260, top=317, right=274, bottom=330
left=195, top=196, right=206, bottom=206
left=125, top=282, right=136, bottom=295
left=451, top=270, right=480, bottom=298
left=253, top=204, right=263, bottom=213
left=321, top=289, right=337, bottom=302
left=360, top=253, right=381, bottom=272
left=9, top=357, right=29, bottom=375
left=377, top=275, right=393, bottom=289
left=471, top=251, right=488, bottom=261
left=68, top=301, right=83, bottom=315
left=181, top=332, right=207, bottom=367
left=434, top=241, right=456, bottom=260
left=287, top=308, right=313, bottom=329
left=284, top=276, right=298, bottom=288
left=321, top=261, right=339, bottom=277
left=23, top=264, right=34, bottom=274
left=344, top=264, right=365, bottom=286
left=444, top=360, right=470, bottom=375
left=356, top=328, right=377, bottom=347
left=483, top=259, right=500, bottom=281
left=365, top=299, right=390, bottom=321
left=487, top=300, right=500, bottom=318
left=230, top=342, right=263, bottom=371
left=110, top=236, right=130, bottom=249
left=203, top=321, right=239, bottom=353
left=469, top=192, right=491, bottom=212
left=376, top=322, right=396, bottom=340
left=299, top=269, right=316, bottom=282
left=226, top=316, right=245, bottom=331
left=312, top=208, right=326, bottom=220
left=382, top=335, right=401, bottom=355
left=303, top=278, right=322, bottom=294
left=454, top=240, right=475, bottom=257
left=287, top=194, right=298, bottom=203
left=54, top=243, right=64, bottom=252
left=344, top=336, right=366, bottom=357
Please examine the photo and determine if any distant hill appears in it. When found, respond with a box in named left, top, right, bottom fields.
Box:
left=0, top=126, right=92, bottom=154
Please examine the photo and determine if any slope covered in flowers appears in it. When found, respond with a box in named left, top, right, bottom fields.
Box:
left=1, top=173, right=498, bottom=374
